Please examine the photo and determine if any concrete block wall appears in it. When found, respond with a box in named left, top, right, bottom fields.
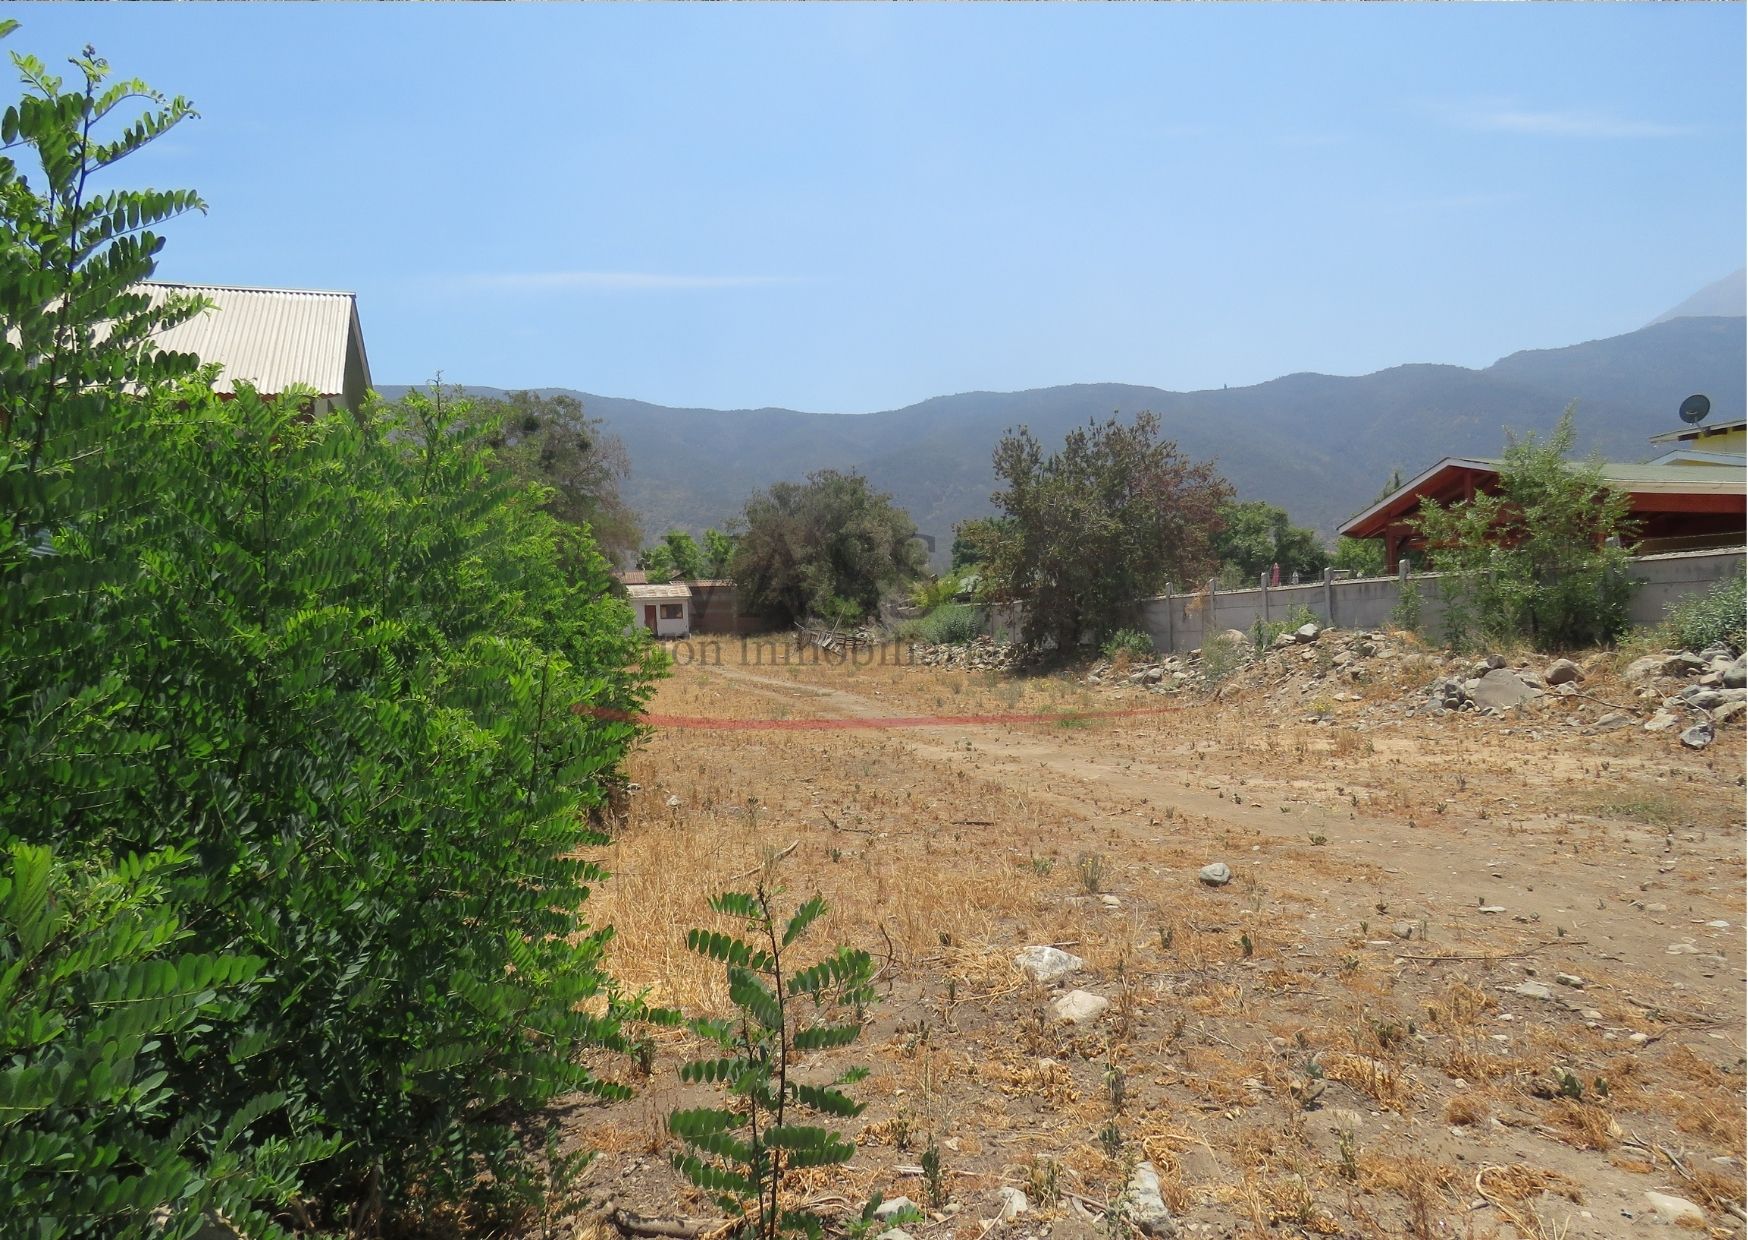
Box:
left=1625, top=548, right=1747, bottom=629
left=1131, top=548, right=1742, bottom=654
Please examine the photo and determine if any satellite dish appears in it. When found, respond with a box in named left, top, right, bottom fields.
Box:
left=1679, top=394, right=1711, bottom=425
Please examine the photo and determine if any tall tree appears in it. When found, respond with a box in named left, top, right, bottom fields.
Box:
left=986, top=412, right=1230, bottom=652
left=731, top=470, right=922, bottom=627
left=468, top=389, right=641, bottom=565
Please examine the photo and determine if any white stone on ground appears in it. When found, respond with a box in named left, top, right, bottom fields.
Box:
left=1013, top=945, right=1085, bottom=985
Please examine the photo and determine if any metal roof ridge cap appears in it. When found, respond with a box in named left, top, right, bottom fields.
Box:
left=141, top=280, right=359, bottom=298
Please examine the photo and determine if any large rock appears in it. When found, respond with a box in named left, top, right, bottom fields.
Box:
left=1428, top=678, right=1468, bottom=711
left=1680, top=722, right=1715, bottom=750
left=1715, top=699, right=1746, bottom=726
left=1467, top=668, right=1541, bottom=711
left=996, top=1186, right=1029, bottom=1220
left=873, top=1197, right=916, bottom=1221
left=1643, top=1191, right=1705, bottom=1226
left=1544, top=658, right=1583, bottom=686
left=1684, top=687, right=1747, bottom=710
left=1051, top=989, right=1109, bottom=1025
left=1122, top=1162, right=1177, bottom=1236
left=1643, top=710, right=1680, bottom=733
left=1625, top=653, right=1690, bottom=682
left=1014, top=945, right=1086, bottom=985
left=1293, top=623, right=1320, bottom=643
left=1725, top=656, right=1747, bottom=690
left=1198, top=861, right=1233, bottom=887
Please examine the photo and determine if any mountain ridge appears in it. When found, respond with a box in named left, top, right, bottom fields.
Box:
left=382, top=313, right=1745, bottom=547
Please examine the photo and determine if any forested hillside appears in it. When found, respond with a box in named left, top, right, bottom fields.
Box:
left=389, top=313, right=1743, bottom=546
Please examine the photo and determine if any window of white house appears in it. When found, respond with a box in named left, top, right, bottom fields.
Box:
left=660, top=603, right=684, bottom=619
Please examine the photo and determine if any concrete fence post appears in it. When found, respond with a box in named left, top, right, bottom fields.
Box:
left=1207, top=577, right=1219, bottom=645
left=1259, top=571, right=1270, bottom=623
left=1162, top=582, right=1174, bottom=653
left=1323, top=566, right=1335, bottom=627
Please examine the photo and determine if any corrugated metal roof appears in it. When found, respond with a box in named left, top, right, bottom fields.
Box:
left=1598, top=462, right=1746, bottom=492
left=625, top=584, right=692, bottom=601
left=1648, top=419, right=1747, bottom=445
left=142, top=282, right=366, bottom=397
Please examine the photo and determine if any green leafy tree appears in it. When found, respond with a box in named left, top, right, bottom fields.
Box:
left=949, top=516, right=1011, bottom=571
left=641, top=528, right=704, bottom=582
left=670, top=886, right=877, bottom=1239
left=986, top=411, right=1231, bottom=653
left=1214, top=500, right=1329, bottom=585
left=731, top=470, right=923, bottom=627
left=0, top=32, right=662, bottom=1231
left=1412, top=408, right=1637, bottom=650
left=462, top=389, right=641, bottom=565
left=1332, top=536, right=1387, bottom=578
left=703, top=527, right=737, bottom=579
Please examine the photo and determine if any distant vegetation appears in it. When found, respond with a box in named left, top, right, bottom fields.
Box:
left=731, top=469, right=923, bottom=627
left=1663, top=569, right=1745, bottom=655
left=1415, top=409, right=1638, bottom=651
left=982, top=411, right=1230, bottom=653
left=412, top=312, right=1746, bottom=550
left=1214, top=499, right=1329, bottom=586
left=450, top=386, right=642, bottom=566
left=640, top=526, right=736, bottom=582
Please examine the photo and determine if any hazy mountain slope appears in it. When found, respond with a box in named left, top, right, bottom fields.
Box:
left=1649, top=269, right=1745, bottom=325
left=383, top=313, right=1745, bottom=546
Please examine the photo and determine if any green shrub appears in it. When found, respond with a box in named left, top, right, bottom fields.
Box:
left=1665, top=571, right=1746, bottom=654
left=670, top=887, right=878, bottom=1239
left=1414, top=409, right=1636, bottom=651
left=920, top=603, right=983, bottom=645
left=1390, top=578, right=1423, bottom=634
left=816, top=594, right=866, bottom=628
left=1201, top=633, right=1250, bottom=683
left=0, top=843, right=335, bottom=1239
left=1100, top=628, right=1155, bottom=661
left=909, top=573, right=962, bottom=611
left=0, top=34, right=661, bottom=1231
left=1249, top=604, right=1318, bottom=651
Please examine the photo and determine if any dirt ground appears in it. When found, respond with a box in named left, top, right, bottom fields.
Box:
left=567, top=632, right=1746, bottom=1240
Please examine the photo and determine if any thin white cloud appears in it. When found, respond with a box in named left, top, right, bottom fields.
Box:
left=465, top=271, right=805, bottom=292
left=1450, top=103, right=1690, bottom=139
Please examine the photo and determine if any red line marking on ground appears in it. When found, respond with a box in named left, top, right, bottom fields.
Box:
left=574, top=703, right=1186, bottom=731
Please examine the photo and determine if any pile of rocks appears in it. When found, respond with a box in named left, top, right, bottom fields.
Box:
left=1079, top=619, right=1745, bottom=748
left=1084, top=622, right=1394, bottom=702
left=909, top=634, right=1021, bottom=671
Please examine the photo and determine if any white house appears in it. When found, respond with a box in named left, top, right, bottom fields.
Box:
left=626, top=583, right=691, bottom=638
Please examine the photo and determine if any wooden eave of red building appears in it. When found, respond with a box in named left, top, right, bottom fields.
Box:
left=1340, top=458, right=1501, bottom=540
left=1340, top=456, right=1745, bottom=571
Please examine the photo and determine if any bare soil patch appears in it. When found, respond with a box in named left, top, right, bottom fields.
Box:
left=569, top=635, right=1746, bottom=1239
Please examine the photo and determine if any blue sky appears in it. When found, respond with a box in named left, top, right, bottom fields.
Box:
left=12, top=3, right=1746, bottom=412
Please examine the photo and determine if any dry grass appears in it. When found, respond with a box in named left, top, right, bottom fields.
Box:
left=562, top=638, right=1747, bottom=1238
